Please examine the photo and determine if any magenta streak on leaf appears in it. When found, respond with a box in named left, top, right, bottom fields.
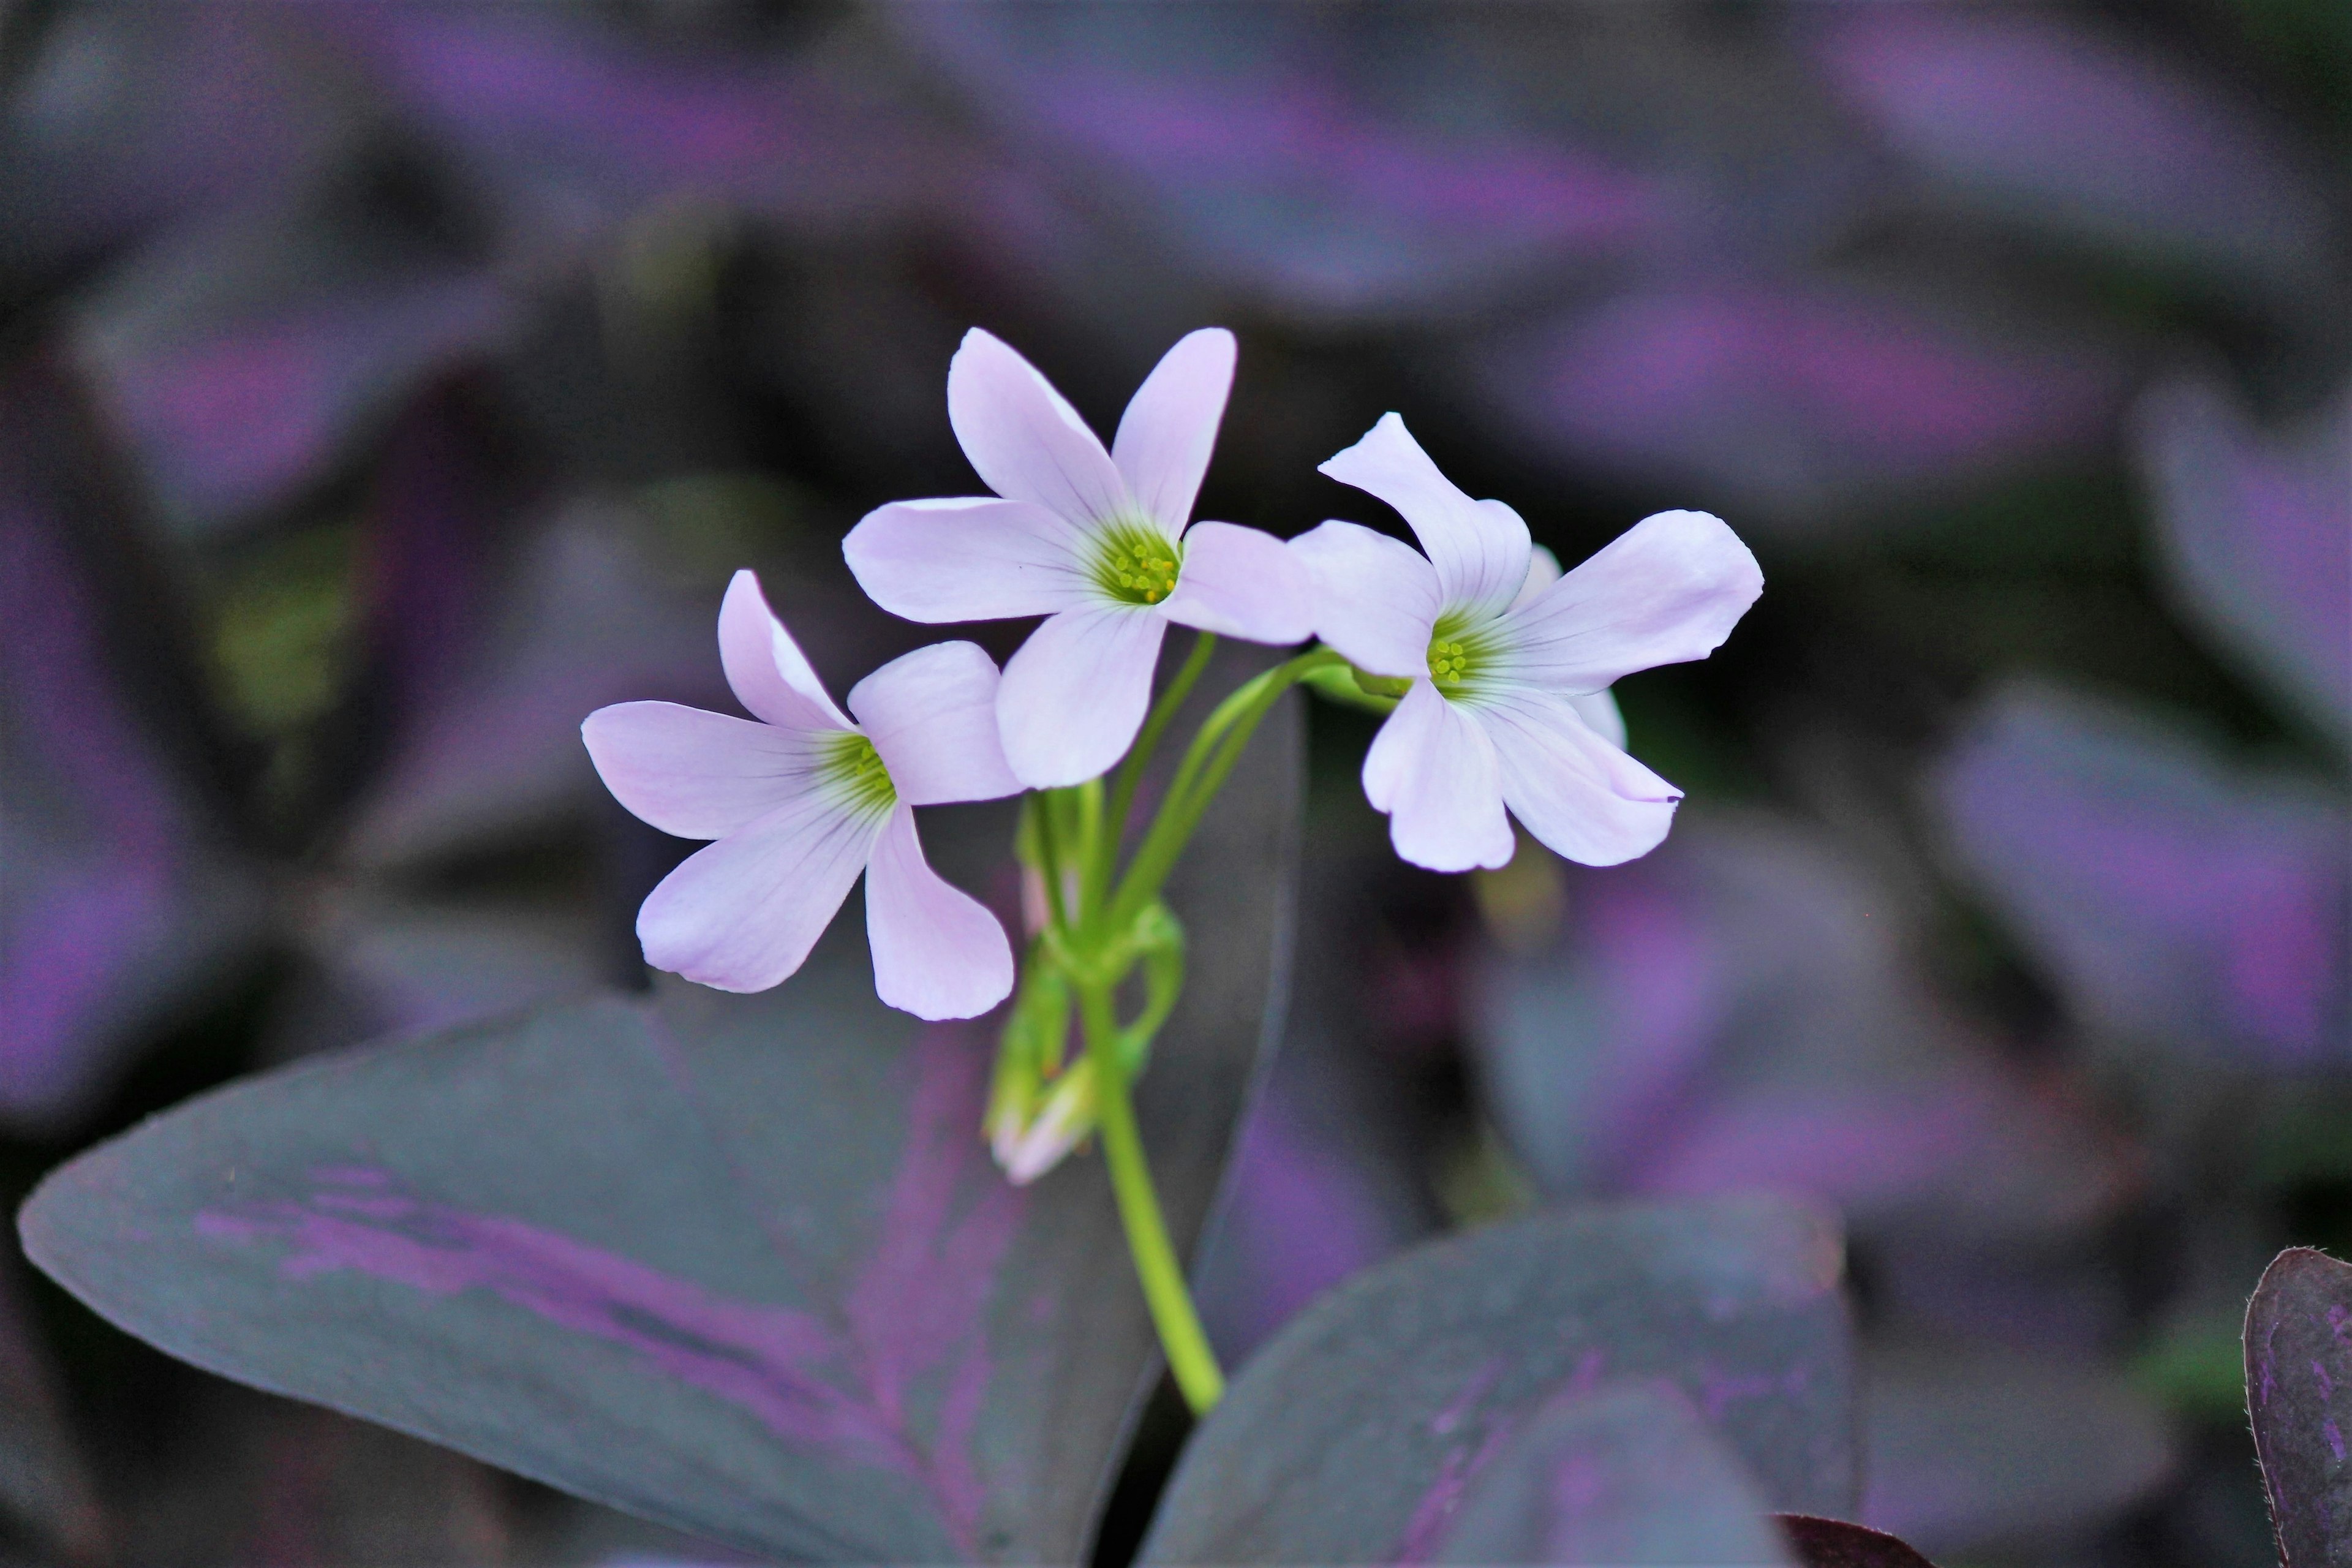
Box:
left=840, top=1028, right=1023, bottom=1540
left=191, top=1033, right=1020, bottom=1553
left=1394, top=1357, right=1521, bottom=1566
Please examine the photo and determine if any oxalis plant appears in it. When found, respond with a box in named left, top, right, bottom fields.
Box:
left=20, top=329, right=1985, bottom=1565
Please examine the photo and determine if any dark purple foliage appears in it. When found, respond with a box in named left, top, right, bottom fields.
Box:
left=1936, top=681, right=2349, bottom=1067
left=1427, top=1381, right=1795, bottom=1566
left=1811, top=9, right=2338, bottom=303
left=1142, top=1196, right=1855, bottom=1564
left=2136, top=377, right=2351, bottom=749
left=1777, top=1513, right=1940, bottom=1568
left=2244, top=1248, right=2352, bottom=1567
left=1466, top=280, right=2132, bottom=529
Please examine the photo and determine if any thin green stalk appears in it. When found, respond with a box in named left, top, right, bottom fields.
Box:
left=1029, top=793, right=1069, bottom=929
left=1078, top=981, right=1224, bottom=1414
left=1107, top=647, right=1341, bottom=932
left=1091, top=630, right=1218, bottom=914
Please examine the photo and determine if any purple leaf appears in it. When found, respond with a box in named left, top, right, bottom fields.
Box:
left=70, top=197, right=517, bottom=535
left=1474, top=812, right=2128, bottom=1240
left=2136, top=377, right=2351, bottom=748
left=896, top=6, right=1670, bottom=323
left=0, top=7, right=349, bottom=281
left=0, top=369, right=266, bottom=1126
left=2244, top=1247, right=2352, bottom=1567
left=1140, top=1196, right=1856, bottom=1564
left=1466, top=279, right=2132, bottom=530
left=1427, top=1381, right=1795, bottom=1566
left=1934, top=681, right=2350, bottom=1067
left=1775, top=1513, right=1940, bottom=1568
left=1859, top=1340, right=2176, bottom=1556
left=1810, top=10, right=2337, bottom=303
left=20, top=693, right=1302, bottom=1560
left=334, top=7, right=956, bottom=238
left=339, top=511, right=733, bottom=871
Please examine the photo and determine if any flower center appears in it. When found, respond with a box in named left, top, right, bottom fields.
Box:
left=1425, top=614, right=1494, bottom=694
left=819, top=730, right=896, bottom=818
left=1091, top=521, right=1182, bottom=606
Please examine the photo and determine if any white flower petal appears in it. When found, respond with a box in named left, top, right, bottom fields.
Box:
left=1288, top=520, right=1441, bottom=679
left=1361, top=680, right=1515, bottom=872
left=843, top=496, right=1095, bottom=623
left=1567, top=687, right=1627, bottom=750
left=1319, top=413, right=1529, bottom=619
left=635, top=791, right=878, bottom=992
left=848, top=641, right=1023, bottom=807
left=997, top=606, right=1168, bottom=788
left=1111, top=328, right=1236, bottom=538
left=864, top=804, right=1014, bottom=1020
left=717, top=569, right=851, bottom=731
left=1480, top=690, right=1680, bottom=867
left=948, top=328, right=1128, bottom=529
left=1159, top=521, right=1314, bottom=644
left=1511, top=543, right=1564, bottom=611
left=1502, top=509, right=1763, bottom=693
left=581, top=701, right=813, bottom=839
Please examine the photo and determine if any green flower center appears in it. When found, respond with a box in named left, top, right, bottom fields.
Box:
left=820, top=730, right=896, bottom=818
left=1091, top=521, right=1183, bottom=606
left=1426, top=614, right=1494, bottom=693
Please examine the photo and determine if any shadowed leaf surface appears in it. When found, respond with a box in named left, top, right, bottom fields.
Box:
left=1777, top=1513, right=1939, bottom=1567
left=1428, top=1381, right=1794, bottom=1566
left=2245, top=1247, right=2352, bottom=1568
left=18, top=682, right=1300, bottom=1562
left=1858, top=1340, right=2174, bottom=1555
left=1140, top=1195, right=1855, bottom=1565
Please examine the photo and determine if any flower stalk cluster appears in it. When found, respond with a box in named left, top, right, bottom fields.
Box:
left=582, top=324, right=1762, bottom=1414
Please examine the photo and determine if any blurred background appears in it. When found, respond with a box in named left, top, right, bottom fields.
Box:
left=0, top=2, right=2345, bottom=1564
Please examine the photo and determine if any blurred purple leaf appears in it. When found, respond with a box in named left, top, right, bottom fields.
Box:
left=1935, top=681, right=2350, bottom=1067
left=1196, top=862, right=1444, bottom=1365
left=1859, top=1340, right=2176, bottom=1557
left=1142, top=1196, right=1856, bottom=1563
left=335, top=7, right=956, bottom=241
left=1426, top=1381, right=1794, bottom=1566
left=1467, top=279, right=2133, bottom=532
left=273, top=891, right=608, bottom=1063
left=340, top=509, right=731, bottom=871
left=2244, top=1247, right=2352, bottom=1567
left=0, top=381, right=266, bottom=1127
left=2136, top=377, right=2351, bottom=748
left=0, top=7, right=350, bottom=282
left=21, top=698, right=1301, bottom=1560
left=897, top=5, right=1671, bottom=324
left=1811, top=10, right=2338, bottom=304
left=1776, top=1514, right=1940, bottom=1568
left=1474, top=812, right=2128, bottom=1243
left=70, top=197, right=517, bottom=536
left=0, top=1262, right=105, bottom=1560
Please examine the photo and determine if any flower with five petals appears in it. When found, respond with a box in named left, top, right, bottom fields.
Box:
left=582, top=570, right=1020, bottom=1020
left=843, top=327, right=1314, bottom=788
left=1293, top=414, right=1763, bottom=872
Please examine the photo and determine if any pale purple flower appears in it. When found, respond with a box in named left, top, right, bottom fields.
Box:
left=843, top=327, right=1314, bottom=788
left=1294, top=415, right=1762, bottom=872
left=582, top=570, right=1019, bottom=1020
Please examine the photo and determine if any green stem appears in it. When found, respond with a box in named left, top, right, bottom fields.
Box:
left=1091, top=630, right=1218, bottom=915
left=1078, top=981, right=1224, bottom=1414
left=1106, top=646, right=1341, bottom=933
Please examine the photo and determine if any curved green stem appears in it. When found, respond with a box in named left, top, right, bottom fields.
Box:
left=1106, top=646, right=1341, bottom=933
left=1079, top=981, right=1224, bottom=1414
left=1091, top=631, right=1218, bottom=914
